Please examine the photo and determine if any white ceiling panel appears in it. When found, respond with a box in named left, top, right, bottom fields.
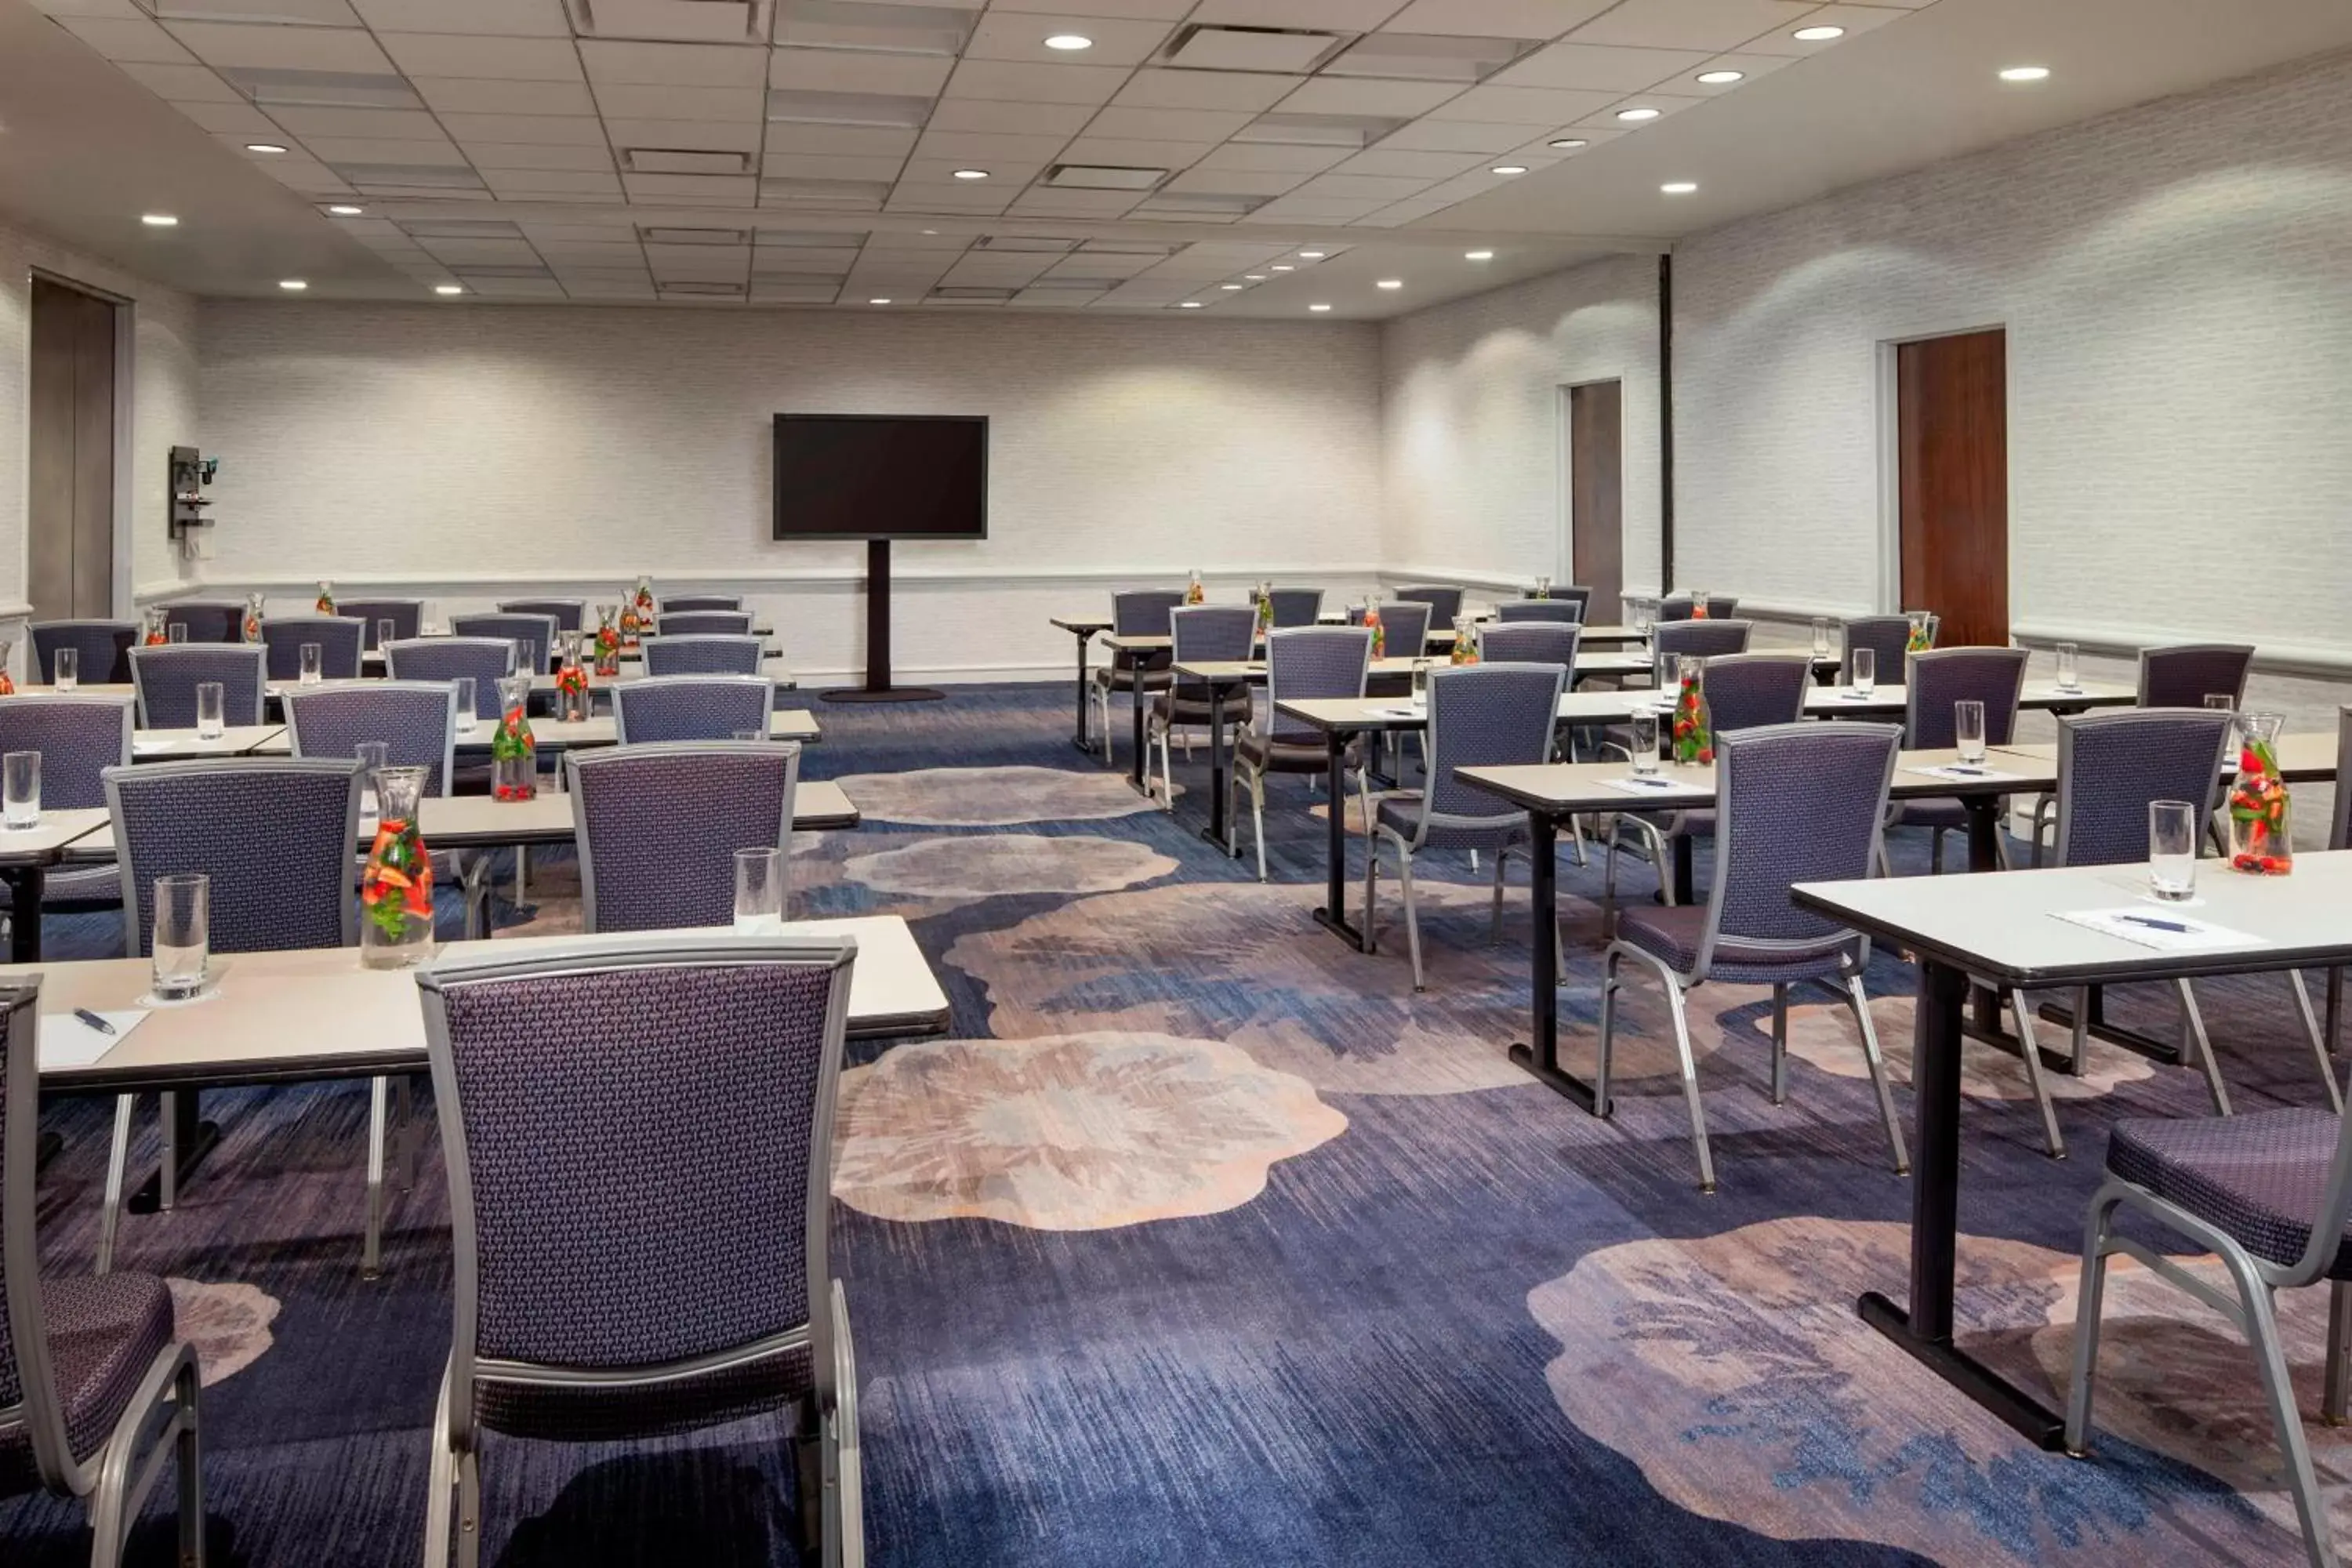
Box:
left=604, top=118, right=764, bottom=153
left=485, top=171, right=626, bottom=194
left=1110, top=69, right=1302, bottom=113
left=377, top=31, right=581, bottom=80
left=115, top=60, right=242, bottom=100
left=350, top=0, right=571, bottom=34
left=764, top=152, right=909, bottom=181
left=768, top=46, right=953, bottom=96
left=1290, top=171, right=1437, bottom=201
left=410, top=76, right=598, bottom=114
left=964, top=12, right=1174, bottom=67
left=1372, top=118, right=1530, bottom=153
left=1428, top=84, right=1621, bottom=124
left=1192, top=140, right=1354, bottom=173
left=1491, top=41, right=1715, bottom=91
left=622, top=172, right=758, bottom=203
left=1377, top=0, right=1616, bottom=38
left=162, top=20, right=394, bottom=71
left=1275, top=75, right=1465, bottom=118
left=942, top=59, right=1128, bottom=105
left=1738, top=4, right=1909, bottom=54
left=1682, top=50, right=1798, bottom=88
left=60, top=14, right=199, bottom=62
left=764, top=123, right=919, bottom=156
left=460, top=141, right=617, bottom=170
left=1160, top=166, right=1311, bottom=197
left=1081, top=104, right=1258, bottom=143
left=582, top=38, right=768, bottom=85
left=1565, top=0, right=1820, bottom=52
left=1188, top=0, right=1406, bottom=30
left=593, top=82, right=767, bottom=120
left=922, top=96, right=1095, bottom=135
left=1054, top=136, right=1214, bottom=168
left=987, top=0, right=1192, bottom=17
left=1567, top=90, right=1704, bottom=126
left=307, top=136, right=469, bottom=164
left=1004, top=188, right=1147, bottom=217
left=172, top=99, right=280, bottom=136
left=437, top=113, right=611, bottom=146
left=1328, top=147, right=1487, bottom=178
left=912, top=129, right=1074, bottom=163
left=269, top=105, right=445, bottom=139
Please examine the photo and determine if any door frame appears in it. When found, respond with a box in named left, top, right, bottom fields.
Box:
left=1875, top=321, right=2015, bottom=620
left=1555, top=376, right=1622, bottom=593
left=27, top=267, right=136, bottom=619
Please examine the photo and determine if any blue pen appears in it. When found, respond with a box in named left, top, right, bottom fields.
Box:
left=73, top=1007, right=115, bottom=1036
left=2119, top=914, right=2194, bottom=935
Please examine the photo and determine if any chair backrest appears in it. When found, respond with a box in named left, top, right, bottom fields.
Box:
left=1904, top=647, right=2029, bottom=750
left=1497, top=599, right=1584, bottom=625
left=416, top=939, right=855, bottom=1424
left=1700, top=654, right=1811, bottom=734
left=2335, top=706, right=2352, bottom=852
left=1423, top=663, right=1566, bottom=821
left=30, top=620, right=136, bottom=685
left=259, top=615, right=366, bottom=681
left=1168, top=605, right=1258, bottom=673
left=339, top=599, right=425, bottom=649
left=1840, top=615, right=1912, bottom=684
left=448, top=614, right=559, bottom=674
left=386, top=637, right=514, bottom=720
left=1110, top=590, right=1185, bottom=638
left=1395, top=585, right=1463, bottom=624
left=1703, top=721, right=1900, bottom=964
left=660, top=595, right=743, bottom=613
left=155, top=601, right=243, bottom=644
left=105, top=757, right=363, bottom=956
left=497, top=599, right=585, bottom=633
left=655, top=612, right=753, bottom=638
left=1263, top=626, right=1373, bottom=745
left=1661, top=594, right=1737, bottom=622
left=1478, top=622, right=1581, bottom=673
left=129, top=644, right=267, bottom=729
left=1374, top=600, right=1434, bottom=658
left=1654, top=618, right=1751, bottom=659
left=2054, top=708, right=2234, bottom=869
left=612, top=677, right=774, bottom=744
left=0, top=979, right=93, bottom=1494
left=2138, top=643, right=2255, bottom=710
left=285, top=681, right=459, bottom=797
left=569, top=743, right=800, bottom=933
left=0, top=697, right=133, bottom=810
left=640, top=635, right=764, bottom=677
left=1265, top=589, right=1324, bottom=629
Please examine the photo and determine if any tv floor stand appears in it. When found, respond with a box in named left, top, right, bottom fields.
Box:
left=822, top=539, right=945, bottom=703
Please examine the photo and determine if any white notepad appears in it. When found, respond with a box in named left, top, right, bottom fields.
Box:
left=1606, top=775, right=1700, bottom=797
left=38, top=1010, right=149, bottom=1071
left=1904, top=765, right=2026, bottom=783
left=2051, top=909, right=2267, bottom=953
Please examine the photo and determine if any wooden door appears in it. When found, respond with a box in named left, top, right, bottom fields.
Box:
left=1568, top=380, right=1623, bottom=622
left=1896, top=329, right=2007, bottom=647
left=29, top=276, right=117, bottom=622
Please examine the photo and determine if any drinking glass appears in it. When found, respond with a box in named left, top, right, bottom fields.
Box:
left=356, top=741, right=387, bottom=821
left=539, top=752, right=568, bottom=797
left=1810, top=618, right=1830, bottom=659
left=1629, top=712, right=1660, bottom=775
left=1410, top=659, right=1432, bottom=704
left=151, top=873, right=209, bottom=1000
left=453, top=677, right=477, bottom=728
left=196, top=681, right=225, bottom=741
left=2148, top=800, right=2198, bottom=902
left=166, top=622, right=188, bottom=644
left=1653, top=649, right=1675, bottom=702
left=1631, top=597, right=1655, bottom=636
left=734, top=846, right=786, bottom=935
left=1852, top=647, right=1876, bottom=697
left=733, top=729, right=764, bottom=742
left=1534, top=575, right=1552, bottom=600
left=2055, top=641, right=2081, bottom=692
left=53, top=646, right=78, bottom=691
left=376, top=618, right=395, bottom=654
left=1955, top=700, right=1987, bottom=764
left=299, top=642, right=322, bottom=685
left=2, top=751, right=38, bottom=831
left=520, top=641, right=539, bottom=678
left=2204, top=693, right=2235, bottom=714
left=421, top=600, right=439, bottom=635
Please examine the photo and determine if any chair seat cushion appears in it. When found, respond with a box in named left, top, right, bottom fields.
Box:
left=1616, top=904, right=1854, bottom=984
left=1151, top=691, right=1240, bottom=727
left=0, top=1272, right=176, bottom=1493
left=1374, top=792, right=1525, bottom=851
left=2107, top=1108, right=2352, bottom=1275
left=1237, top=731, right=1341, bottom=773
left=1093, top=666, right=1174, bottom=695
left=474, top=1341, right=814, bottom=1443
left=1891, top=797, right=1974, bottom=831
left=0, top=864, right=121, bottom=911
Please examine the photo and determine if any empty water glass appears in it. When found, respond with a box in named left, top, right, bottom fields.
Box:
left=734, top=846, right=786, bottom=935
left=376, top=618, right=395, bottom=654
left=1631, top=597, right=1655, bottom=636
left=520, top=641, right=539, bottom=677
left=2, top=751, right=38, bottom=831
left=1534, top=575, right=1552, bottom=600
left=1810, top=618, right=1830, bottom=659
left=2204, top=693, right=2235, bottom=714
left=1955, top=699, right=1987, bottom=764
left=53, top=646, right=78, bottom=691
left=2055, top=641, right=2081, bottom=692
left=299, top=641, right=322, bottom=685
left=539, top=753, right=568, bottom=796
left=356, top=741, right=387, bottom=821
left=151, top=873, right=209, bottom=1000
left=166, top=622, right=188, bottom=644
left=1653, top=649, right=1675, bottom=701
left=452, top=677, right=477, bottom=728
left=1410, top=659, right=1432, bottom=705
left=2148, top=800, right=2198, bottom=902
left=1629, top=712, right=1661, bottom=775
left=1852, top=647, right=1877, bottom=697
left=195, top=681, right=225, bottom=741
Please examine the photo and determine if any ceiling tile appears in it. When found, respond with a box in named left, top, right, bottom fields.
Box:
left=964, top=12, right=1174, bottom=67
left=1005, top=189, right=1145, bottom=217
left=304, top=135, right=470, bottom=165
left=1054, top=136, right=1214, bottom=169
left=1328, top=147, right=1486, bottom=178
left=923, top=97, right=1095, bottom=136
left=1427, top=84, right=1620, bottom=123
left=1371, top=118, right=1528, bottom=152
left=116, top=60, right=241, bottom=100
left=268, top=106, right=444, bottom=139
left=768, top=47, right=953, bottom=96
left=165, top=20, right=397, bottom=71
left=1569, top=89, right=1705, bottom=125
left=62, top=15, right=201, bottom=63
left=1160, top=167, right=1310, bottom=198
left=1289, top=171, right=1434, bottom=200
left=912, top=129, right=1073, bottom=163
left=763, top=123, right=919, bottom=157
left=1377, top=0, right=1615, bottom=38
left=1679, top=49, right=1797, bottom=88
left=459, top=141, right=618, bottom=170
left=623, top=172, right=759, bottom=205
left=900, top=155, right=1053, bottom=183
left=1274, top=76, right=1464, bottom=118
left=411, top=76, right=597, bottom=114
left=1738, top=3, right=1909, bottom=53
left=377, top=31, right=580, bottom=80
left=1240, top=194, right=1386, bottom=220
left=1081, top=104, right=1257, bottom=143
left=1110, top=68, right=1301, bottom=113
left=1566, top=0, right=1819, bottom=52
left=1188, top=0, right=1405, bottom=29
left=607, top=118, right=763, bottom=154
left=583, top=38, right=769, bottom=86
left=531, top=240, right=648, bottom=260
left=593, top=82, right=767, bottom=121
left=942, top=60, right=1128, bottom=106
left=172, top=99, right=280, bottom=136
left=483, top=171, right=626, bottom=195
left=418, top=237, right=543, bottom=263
left=349, top=0, right=570, bottom=34
left=24, top=0, right=144, bottom=16
left=989, top=0, right=1192, bottom=20
left=763, top=152, right=909, bottom=182
left=437, top=114, right=611, bottom=146
left=1192, top=141, right=1352, bottom=173
left=1490, top=41, right=1713, bottom=90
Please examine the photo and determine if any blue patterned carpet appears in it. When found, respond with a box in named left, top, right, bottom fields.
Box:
left=3, top=682, right=2339, bottom=1565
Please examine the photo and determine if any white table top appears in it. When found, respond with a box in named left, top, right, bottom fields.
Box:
left=24, top=916, right=951, bottom=1092
left=1277, top=681, right=2136, bottom=735
left=131, top=726, right=288, bottom=760
left=1455, top=747, right=2060, bottom=815
left=529, top=659, right=796, bottom=693
left=0, top=807, right=111, bottom=866
left=451, top=710, right=822, bottom=751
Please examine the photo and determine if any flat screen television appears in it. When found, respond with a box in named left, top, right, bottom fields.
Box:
left=771, top=413, right=989, bottom=541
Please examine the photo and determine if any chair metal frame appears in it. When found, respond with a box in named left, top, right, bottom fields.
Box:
left=1148, top=607, right=1258, bottom=812
left=1231, top=626, right=1373, bottom=883
left=611, top=675, right=775, bottom=745
left=568, top=742, right=801, bottom=935
left=1089, top=591, right=1185, bottom=762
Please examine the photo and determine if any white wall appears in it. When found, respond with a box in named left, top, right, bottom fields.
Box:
left=1380, top=253, right=1661, bottom=602
left=194, top=302, right=1384, bottom=682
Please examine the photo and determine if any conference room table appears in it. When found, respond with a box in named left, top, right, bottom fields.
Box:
left=208, top=709, right=822, bottom=756
left=1787, top=850, right=2352, bottom=1449
left=20, top=917, right=949, bottom=1276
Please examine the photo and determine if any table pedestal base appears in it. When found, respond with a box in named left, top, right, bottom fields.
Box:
left=1859, top=1291, right=2065, bottom=1449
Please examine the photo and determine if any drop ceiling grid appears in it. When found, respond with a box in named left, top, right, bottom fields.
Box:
left=39, top=0, right=1938, bottom=308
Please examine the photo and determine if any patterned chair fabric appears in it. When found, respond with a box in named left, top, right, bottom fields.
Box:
left=1478, top=622, right=1581, bottom=671
left=571, top=745, right=800, bottom=933
left=2105, top=1109, right=2352, bottom=1275
left=1377, top=663, right=1563, bottom=851
left=1904, top=647, right=2030, bottom=750
left=448, top=614, right=560, bottom=674
left=1497, top=599, right=1584, bottom=625
left=655, top=612, right=753, bottom=637
left=285, top=682, right=459, bottom=797
left=1257, top=626, right=1373, bottom=752
left=31, top=620, right=137, bottom=685
left=1661, top=595, right=1738, bottom=622
left=1371, top=600, right=1435, bottom=659
left=105, top=758, right=364, bottom=956
left=1110, top=590, right=1185, bottom=637
left=338, top=600, right=425, bottom=649
left=660, top=595, right=742, bottom=613
left=641, top=635, right=763, bottom=677
left=2138, top=643, right=2256, bottom=710
left=2054, top=709, right=2234, bottom=869
left=613, top=677, right=774, bottom=744
left=2335, top=707, right=2352, bottom=852
left=1839, top=615, right=1914, bottom=684
left=1700, top=655, right=1811, bottom=734
left=1264, top=589, right=1324, bottom=629
left=260, top=615, right=366, bottom=682
left=1653, top=619, right=1752, bottom=659
left=129, top=645, right=267, bottom=729
left=498, top=599, right=586, bottom=633
left=0, top=697, right=132, bottom=808
left=385, top=637, right=514, bottom=720
left=1395, top=585, right=1464, bottom=624
left=154, top=602, right=243, bottom=644
left=1152, top=606, right=1260, bottom=726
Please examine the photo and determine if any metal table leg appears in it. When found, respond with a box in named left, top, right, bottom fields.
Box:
left=1311, top=730, right=1367, bottom=951
left=1508, top=813, right=1602, bottom=1110
left=1069, top=630, right=1096, bottom=753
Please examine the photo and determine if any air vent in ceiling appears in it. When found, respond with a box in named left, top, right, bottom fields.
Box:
left=775, top=0, right=975, bottom=56
left=928, top=286, right=1013, bottom=304
left=759, top=178, right=891, bottom=209
left=1045, top=165, right=1169, bottom=192
left=1321, top=32, right=1538, bottom=82
left=216, top=67, right=420, bottom=110
left=623, top=147, right=753, bottom=176
left=638, top=226, right=750, bottom=245
left=975, top=235, right=1079, bottom=253
left=450, top=266, right=557, bottom=279
left=1160, top=24, right=1351, bottom=74
left=765, top=89, right=935, bottom=129
left=398, top=220, right=527, bottom=238
left=1232, top=113, right=1409, bottom=150
left=331, top=164, right=486, bottom=190
left=570, top=0, right=765, bottom=44
left=1129, top=192, right=1266, bottom=217
left=659, top=279, right=749, bottom=296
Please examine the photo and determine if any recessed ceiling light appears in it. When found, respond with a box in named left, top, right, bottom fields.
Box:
left=1490, top=164, right=1529, bottom=175
left=326, top=204, right=363, bottom=216
left=868, top=297, right=891, bottom=305
left=1696, top=69, right=1744, bottom=85
left=278, top=279, right=307, bottom=291
left=434, top=284, right=463, bottom=296
left=952, top=169, right=989, bottom=180
left=1178, top=301, right=1204, bottom=309
left=1220, top=283, right=1244, bottom=290
left=1616, top=107, right=1661, bottom=122
left=1298, top=250, right=1326, bottom=259
left=1377, top=279, right=1403, bottom=290
left=1661, top=181, right=1698, bottom=194
left=1465, top=249, right=1494, bottom=261
left=1270, top=263, right=1295, bottom=271
left=1308, top=303, right=1331, bottom=312
left=1243, top=274, right=1268, bottom=281
left=1548, top=138, right=1588, bottom=150
left=140, top=213, right=178, bottom=227
left=245, top=143, right=288, bottom=154
left=1999, top=65, right=2052, bottom=82
left=1044, top=33, right=1092, bottom=50
left=1792, top=24, right=1844, bottom=41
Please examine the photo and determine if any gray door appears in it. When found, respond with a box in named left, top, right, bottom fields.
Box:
left=29, top=275, right=118, bottom=622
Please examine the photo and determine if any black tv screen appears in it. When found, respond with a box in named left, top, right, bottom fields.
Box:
left=771, top=414, right=989, bottom=541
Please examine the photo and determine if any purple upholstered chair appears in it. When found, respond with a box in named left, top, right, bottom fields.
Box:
left=448, top=614, right=559, bottom=677
left=2138, top=642, right=2255, bottom=709
left=1653, top=618, right=1751, bottom=659
left=1232, top=626, right=1372, bottom=882
left=0, top=695, right=134, bottom=915
left=1660, top=593, right=1737, bottom=622
left=1887, top=646, right=2030, bottom=873
left=154, top=602, right=242, bottom=644
left=99, top=758, right=373, bottom=1274
left=1479, top=622, right=1581, bottom=671
left=1255, top=589, right=1321, bottom=630
left=128, top=645, right=267, bottom=729
left=1497, top=597, right=1585, bottom=625
left=386, top=637, right=514, bottom=722
left=1366, top=662, right=1565, bottom=991
left=1395, top=584, right=1463, bottom=626
left=1089, top=590, right=1184, bottom=762
left=259, top=615, right=365, bottom=682
left=416, top=937, right=862, bottom=1566
left=660, top=594, right=743, bottom=613
left=496, top=598, right=586, bottom=633
left=1599, top=720, right=1907, bottom=1191
left=0, top=982, right=205, bottom=1564
left=655, top=611, right=753, bottom=638
left=1147, top=606, right=1258, bottom=810
left=2068, top=1101, right=2352, bottom=1568
left=641, top=635, right=764, bottom=677
left=30, top=620, right=137, bottom=686
left=569, top=743, right=800, bottom=933
left=1365, top=599, right=1434, bottom=659
left=612, top=676, right=774, bottom=744
left=339, top=599, right=425, bottom=650
left=285, top=681, right=459, bottom=797
left=1838, top=615, right=1913, bottom=685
